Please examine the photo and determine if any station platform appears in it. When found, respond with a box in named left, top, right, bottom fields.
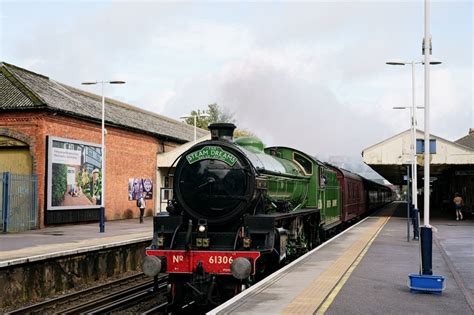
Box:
left=209, top=202, right=474, bottom=314
left=0, top=217, right=153, bottom=267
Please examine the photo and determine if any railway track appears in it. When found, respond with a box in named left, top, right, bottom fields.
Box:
left=9, top=273, right=168, bottom=314
left=8, top=216, right=369, bottom=315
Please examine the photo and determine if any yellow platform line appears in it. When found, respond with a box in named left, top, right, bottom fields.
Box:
left=315, top=216, right=390, bottom=314
left=281, top=216, right=391, bottom=315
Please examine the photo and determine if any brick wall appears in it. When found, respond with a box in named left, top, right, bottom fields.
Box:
left=0, top=111, right=182, bottom=228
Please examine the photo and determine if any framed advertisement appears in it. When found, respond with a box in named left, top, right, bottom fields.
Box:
left=128, top=178, right=153, bottom=200
left=47, top=136, right=102, bottom=210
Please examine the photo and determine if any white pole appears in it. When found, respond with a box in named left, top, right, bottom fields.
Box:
left=81, top=80, right=124, bottom=233
left=411, top=62, right=418, bottom=209
left=100, top=82, right=106, bottom=232
left=423, top=0, right=431, bottom=227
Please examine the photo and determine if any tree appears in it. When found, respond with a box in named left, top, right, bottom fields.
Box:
left=184, top=103, right=235, bottom=130
left=184, top=103, right=257, bottom=138
left=234, top=129, right=255, bottom=138
left=207, top=103, right=235, bottom=125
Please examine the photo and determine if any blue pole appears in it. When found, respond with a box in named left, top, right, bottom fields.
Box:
left=100, top=205, right=105, bottom=233
left=2, top=172, right=10, bottom=233
left=420, top=226, right=433, bottom=275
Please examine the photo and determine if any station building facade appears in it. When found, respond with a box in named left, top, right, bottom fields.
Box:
left=0, top=62, right=207, bottom=229
left=362, top=129, right=474, bottom=216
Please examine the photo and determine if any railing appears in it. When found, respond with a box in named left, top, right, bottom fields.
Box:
left=1, top=172, right=38, bottom=232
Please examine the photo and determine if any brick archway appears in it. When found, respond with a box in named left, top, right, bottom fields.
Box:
left=0, top=128, right=36, bottom=175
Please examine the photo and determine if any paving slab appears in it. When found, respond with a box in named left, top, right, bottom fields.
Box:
left=0, top=217, right=153, bottom=266
left=327, top=216, right=473, bottom=314
left=210, top=202, right=473, bottom=314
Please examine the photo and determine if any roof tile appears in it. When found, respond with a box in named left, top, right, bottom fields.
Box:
left=0, top=62, right=207, bottom=142
left=455, top=130, right=474, bottom=149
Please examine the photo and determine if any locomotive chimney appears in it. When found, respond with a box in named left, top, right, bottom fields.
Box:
left=208, top=123, right=236, bottom=141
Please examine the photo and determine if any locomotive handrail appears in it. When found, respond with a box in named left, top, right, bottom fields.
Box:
left=257, top=168, right=310, bottom=180
left=170, top=223, right=183, bottom=249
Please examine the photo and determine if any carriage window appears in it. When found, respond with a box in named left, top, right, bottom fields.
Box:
left=293, top=153, right=313, bottom=175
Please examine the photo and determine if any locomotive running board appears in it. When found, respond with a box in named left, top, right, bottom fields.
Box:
left=250, top=208, right=320, bottom=220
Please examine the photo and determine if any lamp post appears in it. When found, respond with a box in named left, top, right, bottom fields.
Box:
left=421, top=0, right=433, bottom=276
left=392, top=105, right=424, bottom=210
left=386, top=58, right=442, bottom=210
left=81, top=80, right=125, bottom=233
left=180, top=113, right=210, bottom=142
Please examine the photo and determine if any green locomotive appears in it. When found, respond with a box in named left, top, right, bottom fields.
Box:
left=143, top=123, right=392, bottom=309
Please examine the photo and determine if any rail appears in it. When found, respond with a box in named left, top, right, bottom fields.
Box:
left=8, top=273, right=167, bottom=314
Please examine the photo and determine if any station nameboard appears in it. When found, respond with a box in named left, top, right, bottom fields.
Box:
left=416, top=139, right=436, bottom=154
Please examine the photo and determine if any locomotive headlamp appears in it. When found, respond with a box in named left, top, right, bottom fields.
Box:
left=198, top=219, right=208, bottom=233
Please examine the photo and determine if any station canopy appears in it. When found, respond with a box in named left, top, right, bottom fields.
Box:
left=362, top=129, right=474, bottom=185
left=158, top=134, right=211, bottom=168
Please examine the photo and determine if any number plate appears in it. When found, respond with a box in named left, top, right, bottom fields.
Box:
left=146, top=250, right=260, bottom=275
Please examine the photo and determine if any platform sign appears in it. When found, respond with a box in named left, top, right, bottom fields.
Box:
left=47, top=136, right=102, bottom=210
left=416, top=139, right=436, bottom=154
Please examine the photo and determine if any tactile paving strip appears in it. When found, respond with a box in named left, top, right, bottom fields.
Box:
left=281, top=216, right=391, bottom=314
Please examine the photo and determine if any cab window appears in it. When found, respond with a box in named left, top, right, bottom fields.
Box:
left=293, top=152, right=313, bottom=175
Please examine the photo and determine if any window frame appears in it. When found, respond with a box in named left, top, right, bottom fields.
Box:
left=293, top=152, right=313, bottom=176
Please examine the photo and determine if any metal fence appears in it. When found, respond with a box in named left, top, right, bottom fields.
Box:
left=1, top=172, right=38, bottom=232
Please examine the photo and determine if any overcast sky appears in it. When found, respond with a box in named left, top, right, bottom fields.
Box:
left=1, top=0, right=472, bottom=157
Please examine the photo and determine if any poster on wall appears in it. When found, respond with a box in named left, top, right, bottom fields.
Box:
left=47, top=136, right=102, bottom=210
left=128, top=178, right=153, bottom=200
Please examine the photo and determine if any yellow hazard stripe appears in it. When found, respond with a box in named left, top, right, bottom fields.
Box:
left=281, top=216, right=391, bottom=314
left=315, top=216, right=390, bottom=314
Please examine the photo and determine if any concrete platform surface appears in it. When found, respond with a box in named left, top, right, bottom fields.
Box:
left=327, top=217, right=473, bottom=314
left=0, top=217, right=153, bottom=267
left=210, top=202, right=474, bottom=314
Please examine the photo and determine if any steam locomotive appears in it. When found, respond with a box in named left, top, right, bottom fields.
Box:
left=142, top=123, right=393, bottom=309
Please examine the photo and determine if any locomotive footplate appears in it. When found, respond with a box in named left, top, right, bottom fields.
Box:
left=244, top=208, right=319, bottom=233
left=246, top=208, right=319, bottom=221
left=145, top=249, right=260, bottom=275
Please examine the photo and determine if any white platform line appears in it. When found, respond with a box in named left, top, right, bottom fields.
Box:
left=0, top=236, right=152, bottom=268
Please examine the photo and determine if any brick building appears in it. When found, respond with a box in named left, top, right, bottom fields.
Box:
left=0, top=62, right=207, bottom=228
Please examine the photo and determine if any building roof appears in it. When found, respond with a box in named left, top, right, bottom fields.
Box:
left=362, top=128, right=474, bottom=185
left=455, top=129, right=474, bottom=149
left=0, top=62, right=208, bottom=143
